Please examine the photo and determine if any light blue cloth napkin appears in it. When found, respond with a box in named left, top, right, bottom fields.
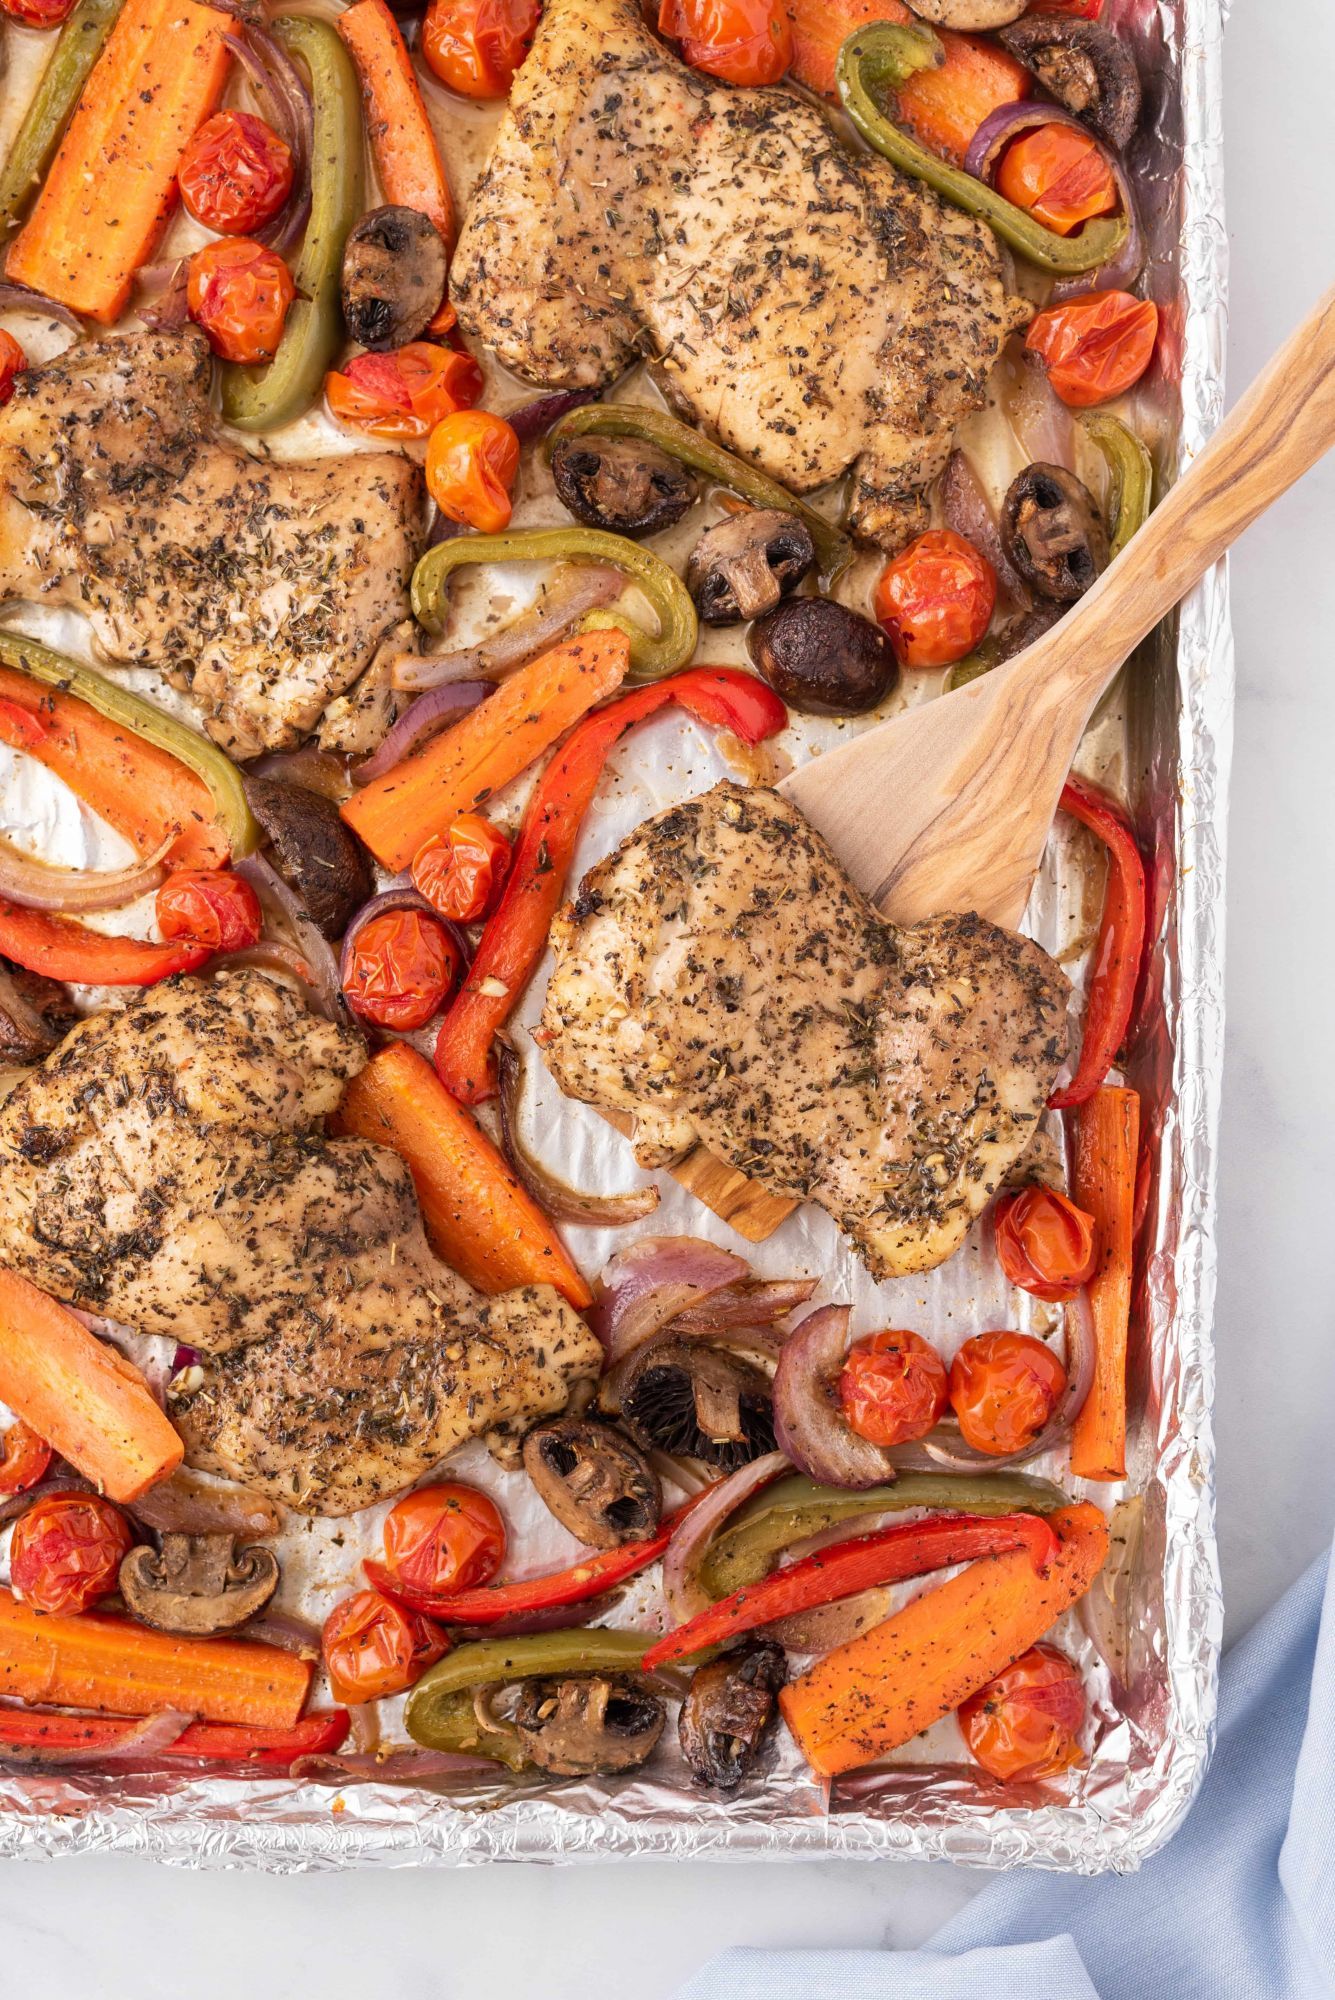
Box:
left=676, top=1546, right=1334, bottom=2000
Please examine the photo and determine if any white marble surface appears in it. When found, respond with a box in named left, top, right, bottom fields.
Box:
left=3, top=5, right=1334, bottom=1991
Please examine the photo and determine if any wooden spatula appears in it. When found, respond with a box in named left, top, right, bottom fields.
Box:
left=648, top=283, right=1335, bottom=1238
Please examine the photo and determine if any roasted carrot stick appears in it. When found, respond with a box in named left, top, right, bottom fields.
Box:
left=1070, top=1086, right=1140, bottom=1481
left=779, top=1502, right=1108, bottom=1777
left=7, top=0, right=232, bottom=322
left=338, top=0, right=456, bottom=262
left=341, top=631, right=631, bottom=873
left=0, top=1591, right=311, bottom=1727
left=0, top=1269, right=184, bottom=1502
left=332, top=1042, right=593, bottom=1309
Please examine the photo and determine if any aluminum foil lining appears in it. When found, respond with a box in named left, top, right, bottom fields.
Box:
left=0, top=0, right=1229, bottom=1870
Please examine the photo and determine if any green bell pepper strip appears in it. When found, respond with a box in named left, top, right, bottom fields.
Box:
left=546, top=404, right=855, bottom=592
left=410, top=527, right=699, bottom=686
left=0, top=0, right=122, bottom=234
left=1083, top=413, right=1154, bottom=558
left=0, top=631, right=259, bottom=857
left=836, top=25, right=1130, bottom=279
left=220, top=17, right=364, bottom=433
left=404, top=1630, right=653, bottom=1763
left=945, top=634, right=1007, bottom=692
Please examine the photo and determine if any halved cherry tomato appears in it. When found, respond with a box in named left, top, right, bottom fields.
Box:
left=425, top=410, right=520, bottom=533
left=0, top=330, right=27, bottom=408
left=995, top=124, right=1117, bottom=237
left=188, top=238, right=296, bottom=365
left=994, top=1185, right=1097, bottom=1301
left=0, top=0, right=77, bottom=26
left=9, top=1493, right=134, bottom=1616
left=178, top=110, right=294, bottom=237
left=838, top=1329, right=949, bottom=1449
left=156, top=869, right=262, bottom=955
left=1025, top=290, right=1159, bottom=409
left=874, top=529, right=996, bottom=669
left=657, top=0, right=791, bottom=87
left=381, top=1483, right=506, bottom=1598
left=422, top=0, right=540, bottom=98
left=321, top=1589, right=448, bottom=1702
left=411, top=815, right=511, bottom=926
left=959, top=1642, right=1086, bottom=1782
left=342, top=907, right=463, bottom=1031
left=0, top=1419, right=52, bottom=1497
left=325, top=344, right=484, bottom=442
left=949, top=1330, right=1068, bottom=1457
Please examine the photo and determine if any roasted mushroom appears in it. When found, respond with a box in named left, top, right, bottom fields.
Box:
left=613, top=1337, right=775, bottom=1471
left=1001, top=464, right=1109, bottom=603
left=748, top=596, right=897, bottom=715
left=118, top=1533, right=279, bottom=1635
left=550, top=433, right=698, bottom=538
left=687, top=510, right=815, bottom=626
left=522, top=1416, right=662, bottom=1548
left=679, top=1641, right=786, bottom=1790
left=998, top=19, right=1142, bottom=152
left=243, top=776, right=373, bottom=939
left=910, top=0, right=1026, bottom=27
left=512, top=1674, right=665, bottom=1776
left=0, top=959, right=76, bottom=1064
left=341, top=205, right=449, bottom=351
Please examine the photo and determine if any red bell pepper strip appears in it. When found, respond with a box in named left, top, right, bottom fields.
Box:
left=0, top=898, right=212, bottom=987
left=434, top=669, right=788, bottom=1103
left=0, top=1709, right=351, bottom=1767
left=1048, top=775, right=1147, bottom=1110
left=641, top=1511, right=1059, bottom=1669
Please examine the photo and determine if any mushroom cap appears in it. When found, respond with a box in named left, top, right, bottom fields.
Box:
left=686, top=510, right=816, bottom=626
left=615, top=1337, right=776, bottom=1471
left=679, top=1641, right=786, bottom=1790
left=118, top=1533, right=280, bottom=1635
left=522, top=1417, right=662, bottom=1549
left=909, top=0, right=1027, bottom=27
left=513, top=1674, right=665, bottom=1776
left=1002, top=463, right=1109, bottom=602
left=340, top=205, right=449, bottom=352
left=748, top=595, right=897, bottom=716
left=243, top=776, right=373, bottom=940
left=550, top=433, right=698, bottom=538
left=998, top=19, right=1142, bottom=152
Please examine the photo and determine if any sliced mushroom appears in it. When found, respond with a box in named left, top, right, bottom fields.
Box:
left=550, top=433, right=698, bottom=538
left=341, top=205, right=449, bottom=351
left=512, top=1674, right=665, bottom=1776
left=118, top=1533, right=279, bottom=1635
left=687, top=510, right=815, bottom=626
left=1001, top=464, right=1109, bottom=603
left=613, top=1336, right=775, bottom=1471
left=243, top=777, right=373, bottom=940
left=522, top=1417, right=662, bottom=1548
left=748, top=596, right=897, bottom=715
left=910, top=0, right=1026, bottom=27
left=998, top=19, right=1142, bottom=152
left=679, top=1641, right=786, bottom=1790
left=0, top=958, right=76, bottom=1063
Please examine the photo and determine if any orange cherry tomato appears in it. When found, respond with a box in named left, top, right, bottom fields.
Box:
left=995, top=124, right=1117, bottom=237
left=381, top=1482, right=506, bottom=1598
left=156, top=868, right=262, bottom=955
left=342, top=907, right=463, bottom=1032
left=657, top=0, right=792, bottom=87
left=874, top=528, right=996, bottom=669
left=423, top=0, right=540, bottom=98
left=994, top=1185, right=1098, bottom=1301
left=187, top=238, right=296, bottom=365
left=0, top=329, right=27, bottom=408
left=426, top=409, right=520, bottom=533
left=838, top=1329, right=949, bottom=1449
left=411, top=814, right=511, bottom=926
left=0, top=0, right=77, bottom=25
left=1025, top=290, right=1159, bottom=409
left=321, top=1589, right=448, bottom=1703
left=178, top=110, right=294, bottom=237
left=325, top=344, right=484, bottom=441
left=0, top=1419, right=52, bottom=1497
left=9, top=1493, right=134, bottom=1615
left=949, top=1330, right=1068, bottom=1457
left=959, top=1642, right=1086, bottom=1782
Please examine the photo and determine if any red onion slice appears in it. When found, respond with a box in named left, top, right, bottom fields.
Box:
left=0, top=1469, right=90, bottom=1528
left=772, top=1307, right=901, bottom=1491
left=496, top=1040, right=659, bottom=1228
left=235, top=853, right=346, bottom=1023
left=765, top=1588, right=897, bottom=1656
left=0, top=832, right=169, bottom=913
left=919, top=1288, right=1097, bottom=1473
left=590, top=1236, right=751, bottom=1365
left=660, top=1450, right=787, bottom=1626
left=505, top=388, right=599, bottom=445
left=0, top=1711, right=195, bottom=1767
left=244, top=1609, right=322, bottom=1658
left=0, top=282, right=84, bottom=334
left=940, top=449, right=1031, bottom=611
left=672, top=1277, right=818, bottom=1335
left=128, top=1470, right=283, bottom=1539
left=391, top=565, right=623, bottom=693
left=290, top=1748, right=504, bottom=1783
left=963, top=101, right=1144, bottom=294
left=352, top=682, right=492, bottom=787
left=138, top=260, right=190, bottom=331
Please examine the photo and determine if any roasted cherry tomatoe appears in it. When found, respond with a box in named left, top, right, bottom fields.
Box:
left=325, top=344, right=483, bottom=441
left=948, top=1331, right=1068, bottom=1457
left=381, top=1483, right=506, bottom=1598
left=1025, top=290, right=1159, bottom=409
left=0, top=0, right=77, bottom=26
left=874, top=530, right=996, bottom=669
left=838, top=1330, right=949, bottom=1449
left=657, top=0, right=792, bottom=88
left=994, top=1185, right=1098, bottom=1301
left=411, top=815, right=511, bottom=925
left=995, top=124, right=1118, bottom=237
left=0, top=330, right=27, bottom=407
left=8, top=1493, right=134, bottom=1616
left=0, top=1418, right=52, bottom=1497
left=959, top=1642, right=1086, bottom=1782
left=177, top=110, right=294, bottom=236
left=188, top=238, right=296, bottom=365
left=425, top=410, right=521, bottom=533
left=422, top=0, right=539, bottom=98
left=156, top=869, right=262, bottom=955
left=321, top=1589, right=448, bottom=1702
left=342, top=907, right=463, bottom=1031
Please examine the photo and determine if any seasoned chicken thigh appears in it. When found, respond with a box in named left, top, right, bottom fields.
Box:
left=451, top=0, right=1028, bottom=548
left=540, top=784, right=1067, bottom=1278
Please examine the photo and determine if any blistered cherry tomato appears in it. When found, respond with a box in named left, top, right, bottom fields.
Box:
left=9, top=1493, right=134, bottom=1615
left=874, top=529, right=996, bottom=669
left=156, top=869, right=262, bottom=955
left=994, top=1185, right=1097, bottom=1301
left=959, top=1643, right=1086, bottom=1782
left=838, top=1329, right=949, bottom=1449
left=188, top=238, right=296, bottom=365
left=325, top=343, right=484, bottom=441
left=0, top=0, right=77, bottom=26
left=423, top=0, right=540, bottom=98
left=0, top=1419, right=52, bottom=1497
left=1025, top=290, right=1159, bottom=409
left=178, top=110, right=294, bottom=236
left=322, top=1590, right=448, bottom=1703
left=0, top=330, right=27, bottom=408
left=411, top=815, right=511, bottom=925
left=342, top=908, right=463, bottom=1032
left=381, top=1483, right=506, bottom=1598
left=995, top=125, right=1117, bottom=237
left=657, top=0, right=791, bottom=87
left=425, top=409, right=520, bottom=533
left=949, top=1330, right=1068, bottom=1457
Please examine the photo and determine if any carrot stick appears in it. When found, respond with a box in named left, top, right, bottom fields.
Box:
left=6, top=0, right=231, bottom=322
left=0, top=1591, right=311, bottom=1727
left=341, top=630, right=630, bottom=872
left=332, top=1042, right=593, bottom=1309
left=779, top=1501, right=1109, bottom=1776
left=1070, top=1086, right=1140, bottom=1480
left=338, top=0, right=455, bottom=265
